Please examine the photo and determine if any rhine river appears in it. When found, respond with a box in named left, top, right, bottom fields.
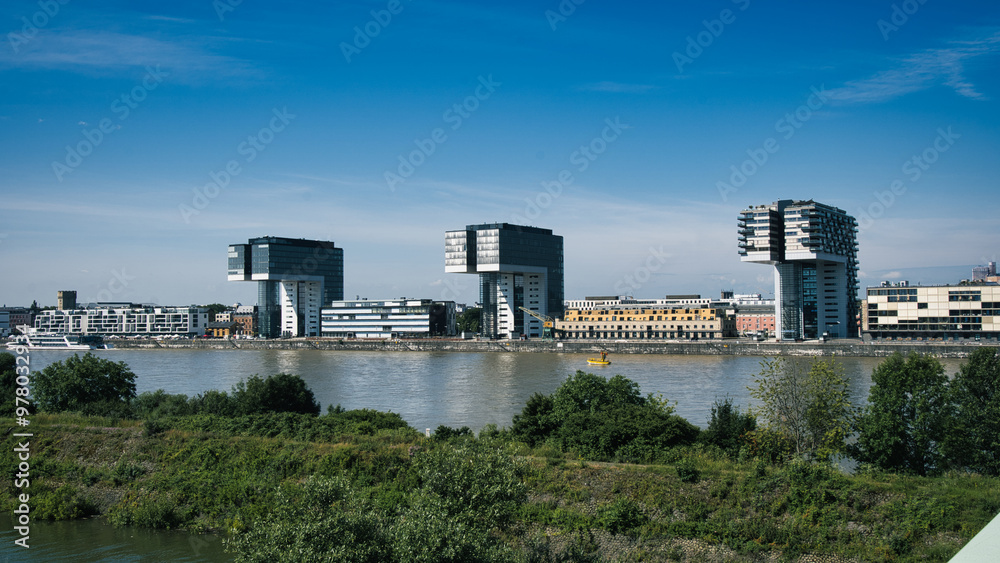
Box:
left=5, top=349, right=968, bottom=561
left=23, top=348, right=967, bottom=431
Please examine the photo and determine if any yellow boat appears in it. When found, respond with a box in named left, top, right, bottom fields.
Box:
left=587, top=351, right=611, bottom=366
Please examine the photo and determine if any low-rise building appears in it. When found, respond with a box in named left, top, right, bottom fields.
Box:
left=207, top=321, right=237, bottom=338
left=0, top=308, right=33, bottom=330
left=556, top=304, right=736, bottom=340
left=233, top=305, right=258, bottom=336
left=321, top=299, right=456, bottom=339
left=33, top=304, right=209, bottom=336
left=864, top=282, right=1000, bottom=341
left=735, top=304, right=776, bottom=337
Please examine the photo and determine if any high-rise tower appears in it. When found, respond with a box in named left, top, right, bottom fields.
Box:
left=445, top=223, right=563, bottom=339
left=228, top=236, right=343, bottom=338
left=738, top=200, right=858, bottom=340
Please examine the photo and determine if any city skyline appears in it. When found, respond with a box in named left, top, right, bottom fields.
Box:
left=2, top=1, right=999, bottom=307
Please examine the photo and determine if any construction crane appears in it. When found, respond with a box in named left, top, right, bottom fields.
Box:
left=517, top=307, right=556, bottom=340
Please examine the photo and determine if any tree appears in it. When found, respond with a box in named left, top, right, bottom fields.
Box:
left=232, top=373, right=320, bottom=415
left=702, top=397, right=757, bottom=456
left=456, top=307, right=481, bottom=334
left=945, top=347, right=1000, bottom=475
left=33, top=353, right=136, bottom=413
left=748, top=357, right=854, bottom=462
left=512, top=371, right=699, bottom=461
left=1, top=352, right=21, bottom=416
left=852, top=352, right=951, bottom=476
left=201, top=303, right=229, bottom=322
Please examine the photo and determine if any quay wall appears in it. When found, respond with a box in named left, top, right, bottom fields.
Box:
left=107, top=338, right=994, bottom=358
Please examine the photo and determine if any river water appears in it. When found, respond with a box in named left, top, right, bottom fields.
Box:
left=4, top=349, right=967, bottom=561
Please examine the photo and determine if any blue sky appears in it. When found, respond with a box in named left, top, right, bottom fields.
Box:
left=1, top=0, right=998, bottom=308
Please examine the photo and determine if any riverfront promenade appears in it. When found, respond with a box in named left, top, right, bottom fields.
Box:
left=107, top=337, right=995, bottom=358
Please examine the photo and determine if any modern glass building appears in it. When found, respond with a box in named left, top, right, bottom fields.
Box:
left=738, top=200, right=859, bottom=340
left=228, top=236, right=344, bottom=338
left=445, top=223, right=563, bottom=339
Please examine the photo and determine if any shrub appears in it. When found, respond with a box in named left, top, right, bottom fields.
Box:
left=598, top=498, right=648, bottom=535
left=232, top=373, right=320, bottom=416
left=512, top=371, right=699, bottom=461
left=703, top=397, right=756, bottom=456
left=33, top=353, right=136, bottom=413
left=676, top=458, right=701, bottom=483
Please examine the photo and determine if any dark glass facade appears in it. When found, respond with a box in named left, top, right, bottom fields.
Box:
left=446, top=223, right=564, bottom=339
left=228, top=237, right=344, bottom=338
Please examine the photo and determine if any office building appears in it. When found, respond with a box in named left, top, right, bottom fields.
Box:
left=34, top=304, right=208, bottom=335
left=445, top=223, right=563, bottom=339
left=739, top=199, right=859, bottom=340
left=555, top=304, right=735, bottom=340
left=321, top=298, right=456, bottom=339
left=864, top=282, right=1000, bottom=341
left=57, top=290, right=77, bottom=310
left=228, top=236, right=344, bottom=338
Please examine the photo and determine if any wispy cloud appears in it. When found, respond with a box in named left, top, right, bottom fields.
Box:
left=577, top=81, right=659, bottom=94
left=826, top=29, right=1000, bottom=104
left=0, top=30, right=260, bottom=82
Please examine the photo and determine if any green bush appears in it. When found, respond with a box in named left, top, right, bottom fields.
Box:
left=108, top=491, right=182, bottom=529
left=598, top=498, right=648, bottom=535
left=702, top=397, right=756, bottom=456
left=33, top=353, right=136, bottom=413
left=511, top=371, right=699, bottom=462
left=232, top=373, right=320, bottom=416
left=33, top=485, right=97, bottom=520
left=676, top=458, right=701, bottom=483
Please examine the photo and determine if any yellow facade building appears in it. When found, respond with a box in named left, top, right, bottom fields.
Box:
left=556, top=306, right=735, bottom=340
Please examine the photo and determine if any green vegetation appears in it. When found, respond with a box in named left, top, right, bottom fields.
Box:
left=945, top=347, right=1000, bottom=476
left=511, top=370, right=699, bottom=462
left=3, top=351, right=1000, bottom=561
left=34, top=352, right=137, bottom=416
left=852, top=352, right=953, bottom=476
left=747, top=357, right=854, bottom=462
left=456, top=306, right=481, bottom=334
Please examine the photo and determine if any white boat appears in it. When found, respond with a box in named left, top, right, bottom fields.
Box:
left=6, top=326, right=98, bottom=350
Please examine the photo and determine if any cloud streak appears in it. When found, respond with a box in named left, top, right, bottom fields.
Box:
left=826, top=29, right=1000, bottom=104
left=0, top=30, right=261, bottom=82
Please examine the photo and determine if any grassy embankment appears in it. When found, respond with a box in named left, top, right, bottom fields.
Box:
left=3, top=411, right=999, bottom=562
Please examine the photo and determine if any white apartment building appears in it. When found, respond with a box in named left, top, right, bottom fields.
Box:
left=34, top=305, right=209, bottom=335
left=321, top=299, right=455, bottom=339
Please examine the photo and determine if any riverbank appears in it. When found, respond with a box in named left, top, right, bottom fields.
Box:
left=107, top=337, right=993, bottom=358
left=4, top=413, right=998, bottom=562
